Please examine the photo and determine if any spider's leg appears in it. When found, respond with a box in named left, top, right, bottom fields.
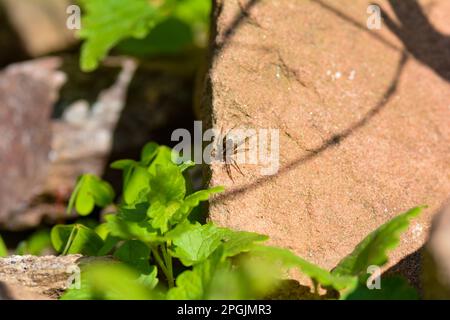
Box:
left=231, top=158, right=245, bottom=176
left=214, top=126, right=225, bottom=158
left=224, top=124, right=238, bottom=137
left=224, top=163, right=234, bottom=181
left=233, top=133, right=256, bottom=155
left=223, top=125, right=239, bottom=148
left=235, top=135, right=251, bottom=149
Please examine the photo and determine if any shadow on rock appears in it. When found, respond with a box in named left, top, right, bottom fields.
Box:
left=382, top=0, right=450, bottom=82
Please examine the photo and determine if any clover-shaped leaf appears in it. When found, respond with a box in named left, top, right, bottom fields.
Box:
left=111, top=160, right=150, bottom=205
left=67, top=175, right=115, bottom=216
left=51, top=224, right=104, bottom=256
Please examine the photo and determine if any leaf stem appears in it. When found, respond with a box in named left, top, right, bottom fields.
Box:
left=312, top=279, right=319, bottom=296
left=150, top=245, right=172, bottom=286
left=62, top=227, right=77, bottom=255
left=67, top=176, right=83, bottom=215
left=162, top=244, right=174, bottom=289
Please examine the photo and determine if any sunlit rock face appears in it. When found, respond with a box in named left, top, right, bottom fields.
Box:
left=202, top=0, right=450, bottom=285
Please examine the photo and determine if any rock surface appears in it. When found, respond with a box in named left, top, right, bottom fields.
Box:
left=0, top=0, right=77, bottom=56
left=0, top=255, right=81, bottom=299
left=0, top=58, right=66, bottom=229
left=0, top=255, right=115, bottom=299
left=204, top=0, right=450, bottom=279
left=423, top=201, right=450, bottom=299
left=0, top=57, right=135, bottom=230
left=0, top=282, right=51, bottom=300
left=47, top=58, right=138, bottom=197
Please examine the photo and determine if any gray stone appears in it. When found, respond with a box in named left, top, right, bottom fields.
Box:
left=0, top=58, right=65, bottom=229
left=0, top=255, right=113, bottom=299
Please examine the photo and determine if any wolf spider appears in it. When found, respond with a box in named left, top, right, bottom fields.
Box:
left=214, top=127, right=251, bottom=181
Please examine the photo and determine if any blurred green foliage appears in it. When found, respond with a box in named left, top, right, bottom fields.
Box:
left=345, top=276, right=419, bottom=300
left=16, top=229, right=53, bottom=256
left=332, top=207, right=423, bottom=279
left=78, top=0, right=211, bottom=71
left=0, top=234, right=7, bottom=257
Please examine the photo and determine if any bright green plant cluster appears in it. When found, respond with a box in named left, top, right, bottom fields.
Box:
left=48, top=142, right=424, bottom=300
left=78, top=0, right=211, bottom=71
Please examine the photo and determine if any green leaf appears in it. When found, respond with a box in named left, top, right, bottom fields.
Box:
left=147, top=160, right=186, bottom=233
left=171, top=186, right=224, bottom=223
left=163, top=220, right=201, bottom=240
left=76, top=182, right=95, bottom=215
left=140, top=142, right=159, bottom=165
left=61, top=263, right=157, bottom=300
left=170, top=223, right=225, bottom=266
left=147, top=200, right=182, bottom=234
left=51, top=224, right=104, bottom=256
left=111, top=160, right=150, bottom=205
left=67, top=176, right=83, bottom=215
left=76, top=218, right=100, bottom=230
left=148, top=163, right=186, bottom=204
left=148, top=146, right=178, bottom=175
left=114, top=240, right=151, bottom=274
left=0, top=234, right=7, bottom=257
left=105, top=214, right=162, bottom=243
left=110, top=159, right=137, bottom=170
left=168, top=246, right=271, bottom=300
left=167, top=247, right=226, bottom=300
left=15, top=242, right=27, bottom=256
left=89, top=177, right=116, bottom=207
left=118, top=17, right=193, bottom=56
left=250, top=246, right=357, bottom=291
left=96, top=235, right=120, bottom=256
left=123, top=166, right=150, bottom=204
left=345, top=276, right=419, bottom=300
left=167, top=220, right=261, bottom=266
left=138, top=265, right=159, bottom=290
left=173, top=0, right=211, bottom=31
left=332, top=206, right=425, bottom=278
left=60, top=277, right=92, bottom=300
left=220, top=229, right=269, bottom=259
left=79, top=0, right=159, bottom=71
left=119, top=202, right=149, bottom=223
left=178, top=160, right=196, bottom=173
left=167, top=267, right=203, bottom=300
left=69, top=175, right=115, bottom=216
left=15, top=229, right=52, bottom=256
left=95, top=223, right=110, bottom=240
